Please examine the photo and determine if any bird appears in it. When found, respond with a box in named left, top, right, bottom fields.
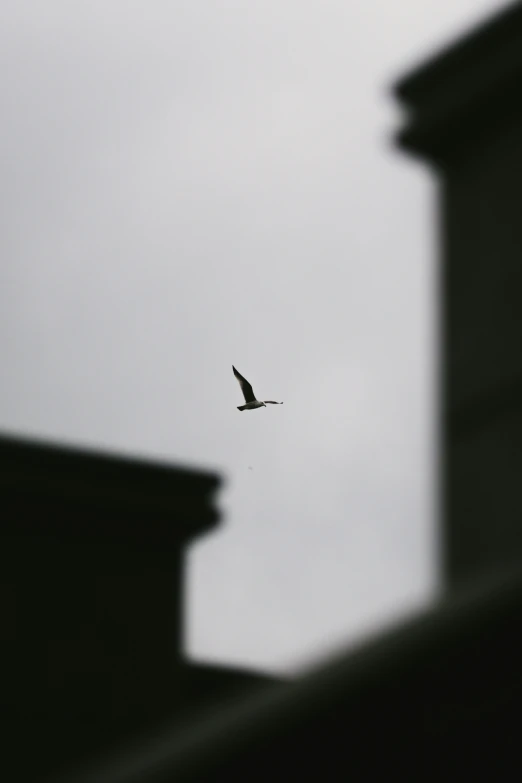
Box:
left=232, top=366, right=283, bottom=411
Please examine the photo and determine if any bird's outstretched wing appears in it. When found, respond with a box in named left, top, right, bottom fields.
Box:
left=263, top=401, right=283, bottom=405
left=232, top=366, right=256, bottom=403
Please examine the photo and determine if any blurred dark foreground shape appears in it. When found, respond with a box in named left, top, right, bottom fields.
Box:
left=3, top=2, right=522, bottom=780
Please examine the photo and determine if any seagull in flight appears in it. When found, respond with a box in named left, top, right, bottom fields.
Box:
left=232, top=366, right=283, bottom=411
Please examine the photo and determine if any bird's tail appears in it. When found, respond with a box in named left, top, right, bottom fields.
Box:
left=237, top=404, right=248, bottom=411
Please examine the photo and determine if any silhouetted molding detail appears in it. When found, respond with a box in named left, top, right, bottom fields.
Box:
left=393, top=2, right=522, bottom=165
left=0, top=431, right=219, bottom=541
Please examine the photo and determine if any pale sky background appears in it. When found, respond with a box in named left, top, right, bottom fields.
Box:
left=0, top=0, right=511, bottom=675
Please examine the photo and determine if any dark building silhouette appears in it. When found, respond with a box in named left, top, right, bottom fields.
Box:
left=394, top=0, right=522, bottom=590
left=0, top=433, right=279, bottom=781
left=3, top=2, right=522, bottom=781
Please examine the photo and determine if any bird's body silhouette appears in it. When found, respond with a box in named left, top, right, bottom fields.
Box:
left=232, top=366, right=283, bottom=411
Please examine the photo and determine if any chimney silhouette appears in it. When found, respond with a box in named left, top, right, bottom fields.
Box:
left=394, top=1, right=522, bottom=588
left=0, top=432, right=220, bottom=779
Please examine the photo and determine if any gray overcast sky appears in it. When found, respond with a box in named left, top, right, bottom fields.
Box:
left=0, top=0, right=511, bottom=674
